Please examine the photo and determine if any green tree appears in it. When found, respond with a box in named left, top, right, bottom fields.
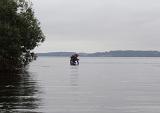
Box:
left=0, top=0, right=45, bottom=72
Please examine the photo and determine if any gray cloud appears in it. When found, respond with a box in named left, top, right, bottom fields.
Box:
left=32, top=0, right=160, bottom=52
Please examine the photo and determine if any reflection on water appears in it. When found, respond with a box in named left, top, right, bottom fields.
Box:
left=0, top=71, right=42, bottom=113
left=70, top=66, right=79, bottom=87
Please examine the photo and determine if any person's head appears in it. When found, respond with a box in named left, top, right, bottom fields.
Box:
left=74, top=53, right=79, bottom=57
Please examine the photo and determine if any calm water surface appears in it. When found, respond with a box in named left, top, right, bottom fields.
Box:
left=1, top=57, right=160, bottom=113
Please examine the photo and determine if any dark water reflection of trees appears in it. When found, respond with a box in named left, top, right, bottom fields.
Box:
left=0, top=71, right=42, bottom=113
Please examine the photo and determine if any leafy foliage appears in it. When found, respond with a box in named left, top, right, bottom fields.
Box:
left=0, top=0, right=45, bottom=71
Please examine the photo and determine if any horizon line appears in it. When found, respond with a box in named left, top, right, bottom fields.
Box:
left=36, top=50, right=160, bottom=53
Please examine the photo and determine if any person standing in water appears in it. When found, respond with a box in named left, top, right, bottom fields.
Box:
left=70, top=54, right=79, bottom=65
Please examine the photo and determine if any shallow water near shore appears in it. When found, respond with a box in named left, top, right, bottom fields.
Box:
left=1, top=57, right=160, bottom=113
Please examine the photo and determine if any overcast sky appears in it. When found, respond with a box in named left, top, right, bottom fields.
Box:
left=32, top=0, right=160, bottom=53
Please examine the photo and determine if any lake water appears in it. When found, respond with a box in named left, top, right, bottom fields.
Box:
left=1, top=57, right=160, bottom=113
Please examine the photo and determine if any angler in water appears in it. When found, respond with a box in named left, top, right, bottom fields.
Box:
left=70, top=54, right=79, bottom=65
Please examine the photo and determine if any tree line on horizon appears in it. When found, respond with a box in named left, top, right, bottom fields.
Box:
left=37, top=50, right=160, bottom=57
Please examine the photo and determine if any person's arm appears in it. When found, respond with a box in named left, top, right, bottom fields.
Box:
left=77, top=58, right=79, bottom=65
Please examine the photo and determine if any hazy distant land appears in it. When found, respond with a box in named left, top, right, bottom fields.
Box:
left=37, top=50, right=160, bottom=57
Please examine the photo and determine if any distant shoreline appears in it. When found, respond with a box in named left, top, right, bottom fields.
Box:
left=37, top=50, right=160, bottom=57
